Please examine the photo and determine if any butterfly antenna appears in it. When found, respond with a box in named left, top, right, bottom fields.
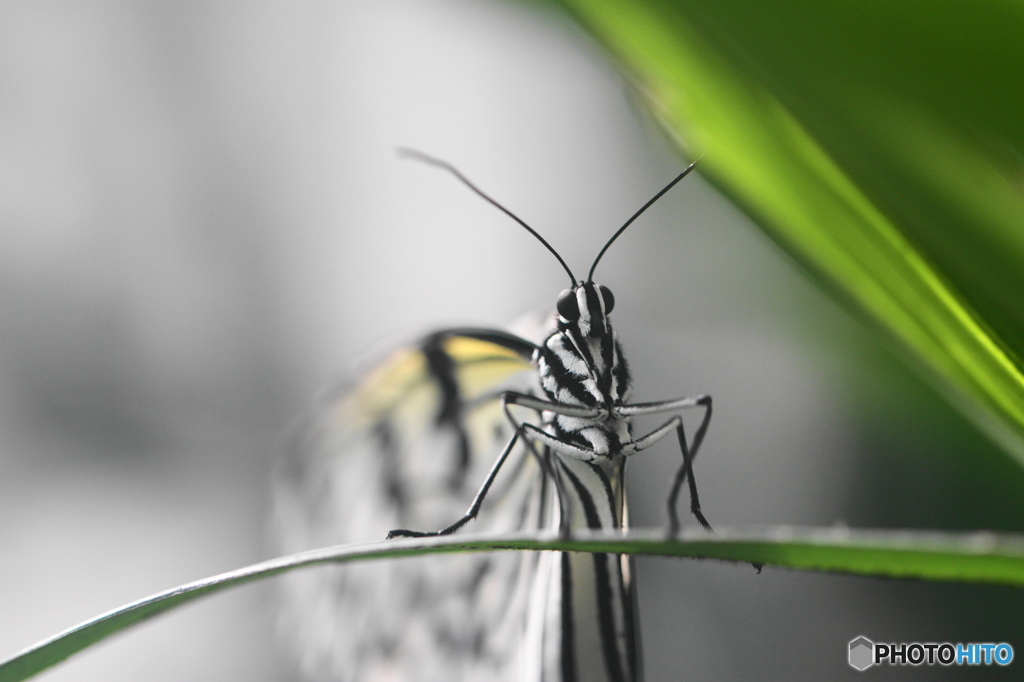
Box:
left=399, top=148, right=577, bottom=286
left=587, top=157, right=700, bottom=282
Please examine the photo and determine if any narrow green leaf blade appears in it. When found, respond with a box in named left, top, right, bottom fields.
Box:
left=3, top=528, right=1024, bottom=681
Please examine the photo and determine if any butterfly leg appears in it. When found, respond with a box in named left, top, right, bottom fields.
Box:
left=666, top=396, right=712, bottom=536
left=500, top=391, right=607, bottom=538
left=510, top=392, right=717, bottom=536
left=386, top=389, right=577, bottom=539
left=618, top=395, right=713, bottom=533
left=627, top=398, right=760, bottom=569
left=666, top=417, right=710, bottom=536
left=386, top=428, right=523, bottom=539
left=619, top=412, right=712, bottom=535
left=618, top=394, right=713, bottom=525
left=501, top=394, right=575, bottom=539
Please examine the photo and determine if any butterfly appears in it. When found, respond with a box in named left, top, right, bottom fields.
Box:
left=273, top=151, right=713, bottom=682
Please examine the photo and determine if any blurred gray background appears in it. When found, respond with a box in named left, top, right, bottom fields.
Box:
left=2, top=2, right=1023, bottom=680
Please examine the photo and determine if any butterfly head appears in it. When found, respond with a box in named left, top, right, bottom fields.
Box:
left=556, top=281, right=615, bottom=338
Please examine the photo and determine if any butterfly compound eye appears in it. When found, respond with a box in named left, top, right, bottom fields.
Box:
left=599, top=285, right=615, bottom=313
left=556, top=288, right=580, bottom=321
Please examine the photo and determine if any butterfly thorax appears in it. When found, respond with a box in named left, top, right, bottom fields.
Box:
left=536, top=281, right=633, bottom=459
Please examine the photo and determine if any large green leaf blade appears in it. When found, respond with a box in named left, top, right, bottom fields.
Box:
left=3, top=528, right=1024, bottom=682
left=548, top=0, right=1024, bottom=463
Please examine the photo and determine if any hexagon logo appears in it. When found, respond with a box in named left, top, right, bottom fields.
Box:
left=849, top=636, right=875, bottom=671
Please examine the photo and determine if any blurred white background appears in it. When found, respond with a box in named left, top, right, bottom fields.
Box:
left=3, top=2, right=1022, bottom=681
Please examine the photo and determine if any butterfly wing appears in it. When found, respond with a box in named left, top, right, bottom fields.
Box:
left=274, top=327, right=549, bottom=681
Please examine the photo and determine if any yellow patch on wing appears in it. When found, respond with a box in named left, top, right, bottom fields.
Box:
left=444, top=336, right=533, bottom=401
left=339, top=335, right=533, bottom=430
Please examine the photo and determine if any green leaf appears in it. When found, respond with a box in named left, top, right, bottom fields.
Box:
left=543, top=0, right=1024, bottom=464
left=3, top=528, right=1024, bottom=682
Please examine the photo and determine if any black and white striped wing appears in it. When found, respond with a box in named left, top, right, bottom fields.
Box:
left=274, top=327, right=549, bottom=681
